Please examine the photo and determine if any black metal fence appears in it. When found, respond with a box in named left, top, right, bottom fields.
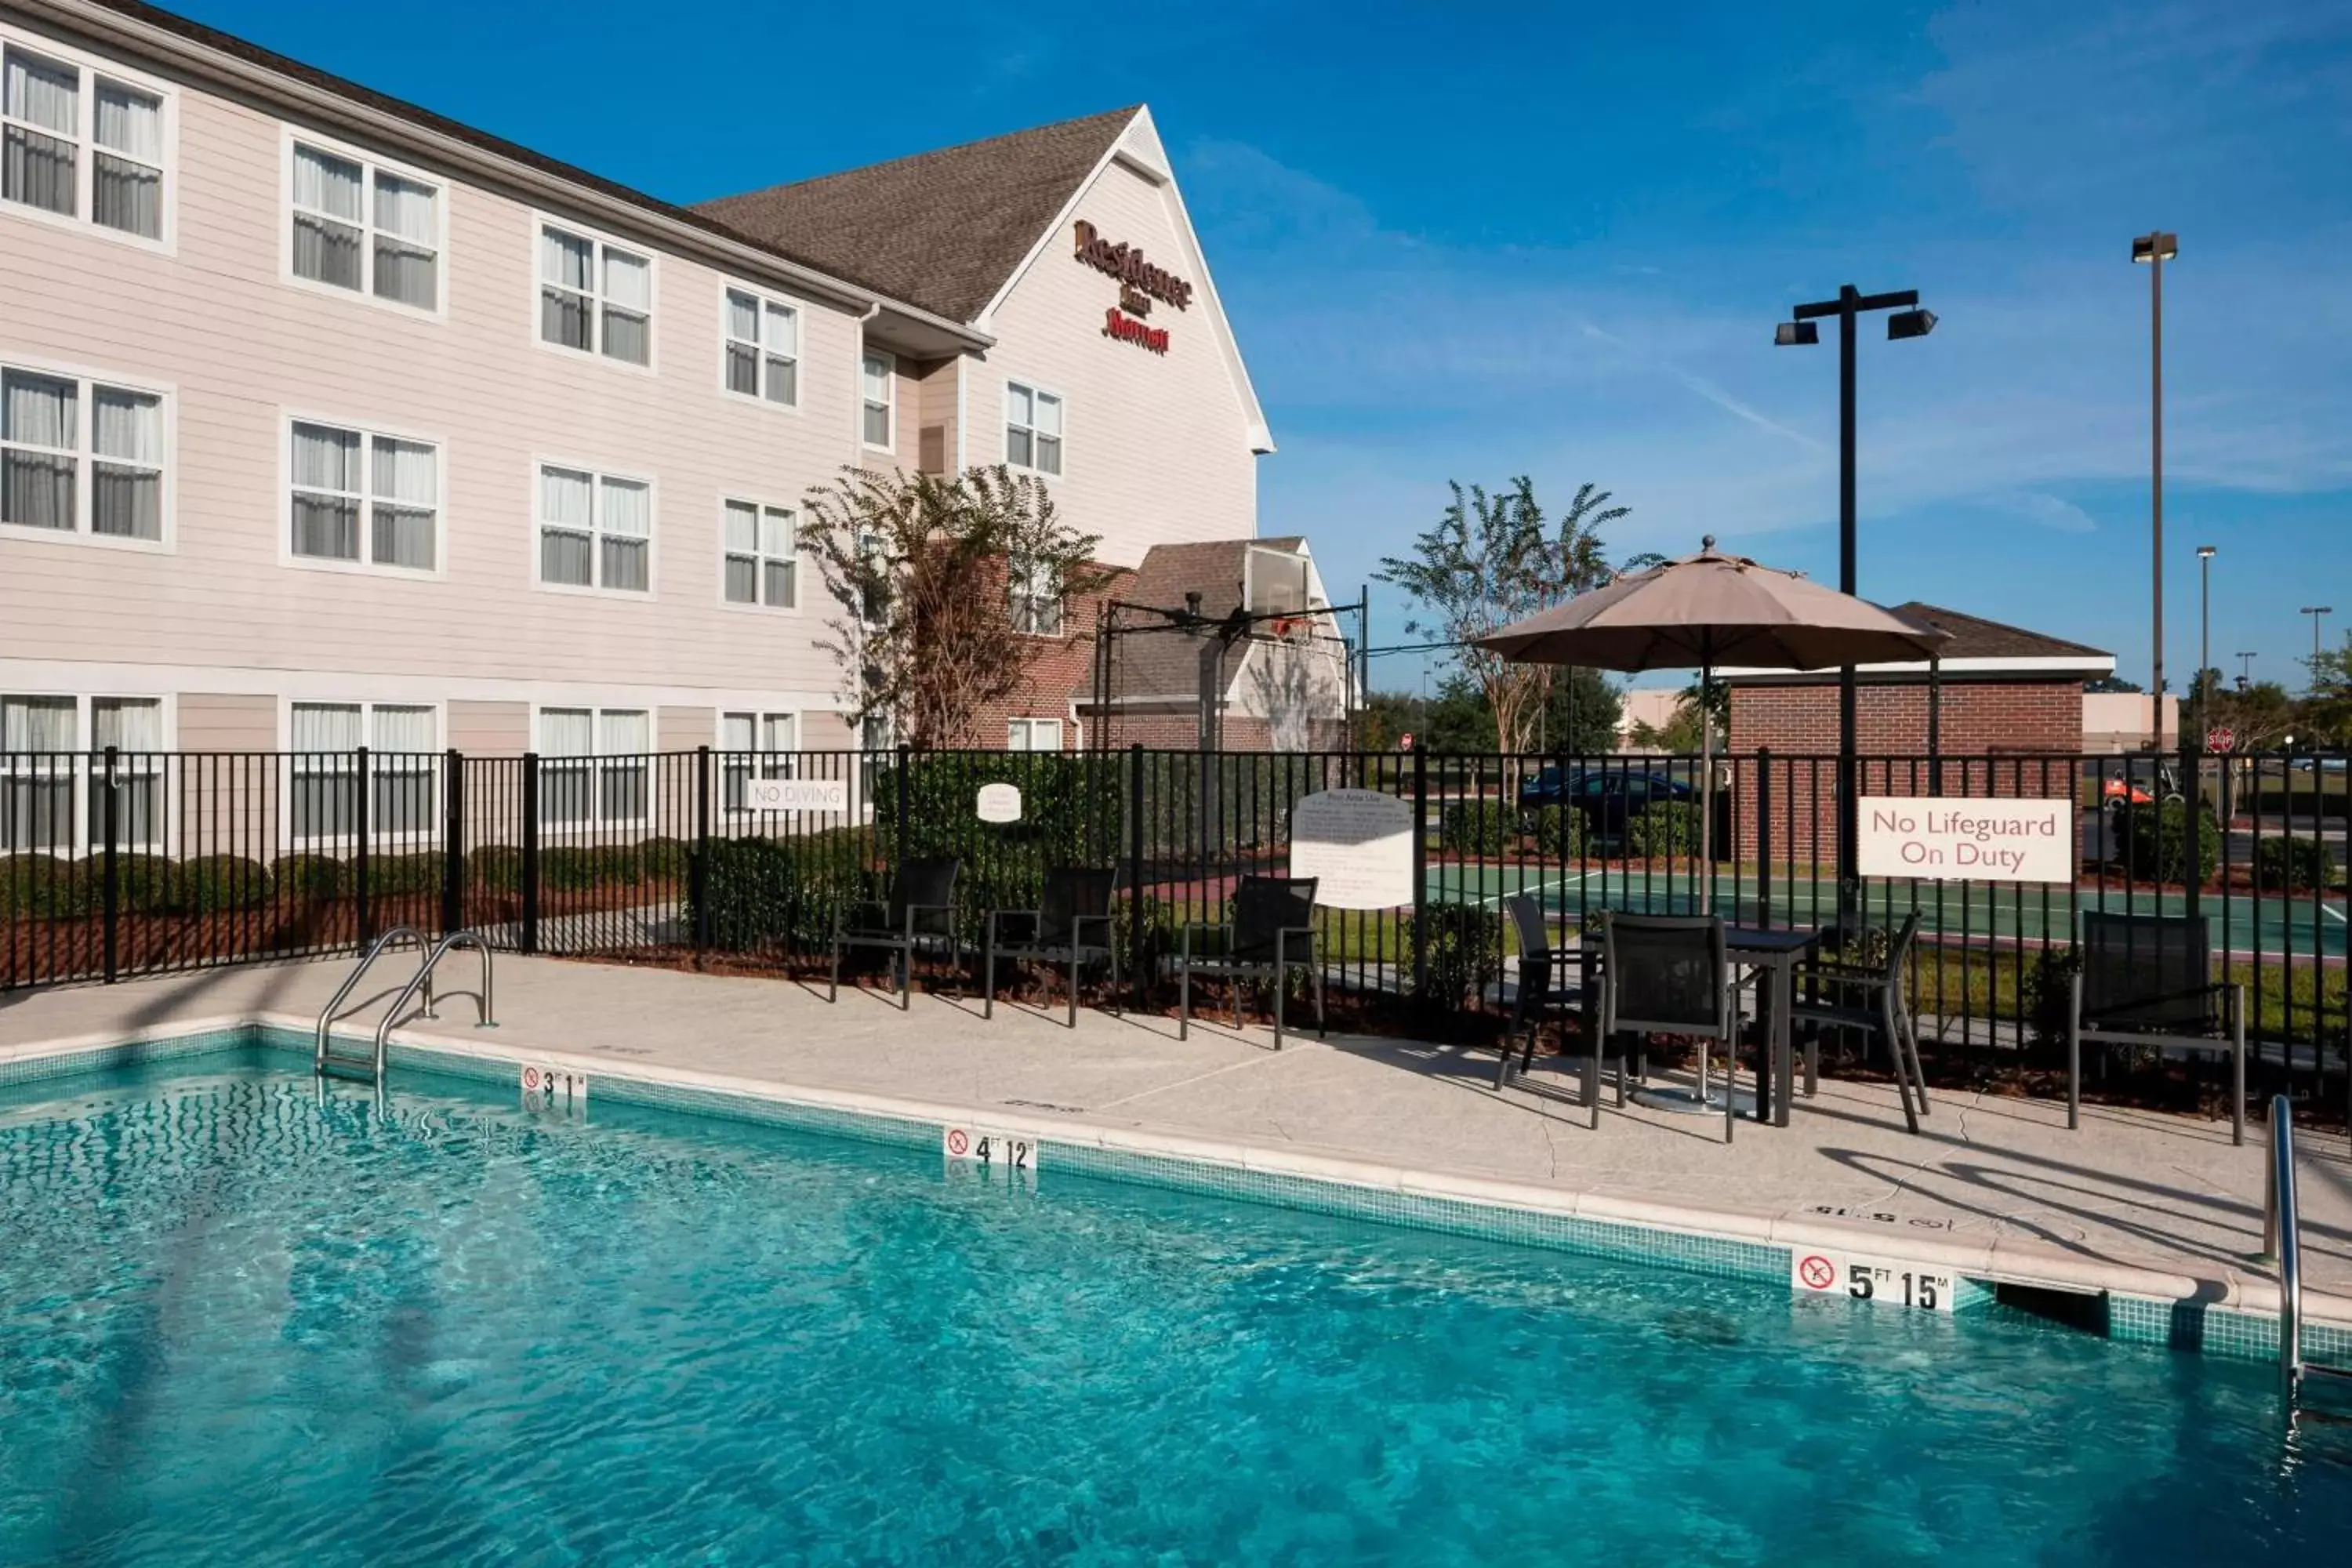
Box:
left=5, top=743, right=2344, bottom=1112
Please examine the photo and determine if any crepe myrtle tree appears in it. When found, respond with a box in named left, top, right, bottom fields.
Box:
left=800, top=464, right=1113, bottom=749
left=1375, top=477, right=1635, bottom=753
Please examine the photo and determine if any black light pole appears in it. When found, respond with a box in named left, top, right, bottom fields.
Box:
left=2235, top=651, right=2256, bottom=691
left=2133, top=231, right=2178, bottom=750
left=1776, top=285, right=1937, bottom=926
left=2303, top=606, right=2334, bottom=693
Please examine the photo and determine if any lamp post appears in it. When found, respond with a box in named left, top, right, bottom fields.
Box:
left=1775, top=284, right=1937, bottom=925
left=2132, top=231, right=2178, bottom=753
left=2195, top=545, right=2215, bottom=744
left=2235, top=651, right=2257, bottom=691
left=2303, top=606, right=2334, bottom=693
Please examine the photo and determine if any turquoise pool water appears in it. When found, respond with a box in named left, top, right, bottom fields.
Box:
left=1, top=1058, right=2344, bottom=1566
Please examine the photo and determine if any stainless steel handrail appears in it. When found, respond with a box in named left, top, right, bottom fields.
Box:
left=315, top=925, right=431, bottom=1072
left=2267, top=1094, right=2303, bottom=1408
left=371, top=931, right=495, bottom=1081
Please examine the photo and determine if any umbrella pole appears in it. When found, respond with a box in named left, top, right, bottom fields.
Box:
left=1700, top=657, right=1714, bottom=916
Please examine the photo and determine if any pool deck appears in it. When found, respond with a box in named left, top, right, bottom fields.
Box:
left=4, top=955, right=2349, bottom=1329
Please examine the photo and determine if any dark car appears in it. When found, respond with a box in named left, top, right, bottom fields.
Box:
left=1517, top=766, right=1693, bottom=831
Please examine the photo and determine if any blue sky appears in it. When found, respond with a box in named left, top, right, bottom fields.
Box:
left=184, top=0, right=2352, bottom=692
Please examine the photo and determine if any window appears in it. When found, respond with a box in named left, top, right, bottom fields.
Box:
left=538, top=707, right=650, bottom=828
left=289, top=140, right=439, bottom=309
left=1007, top=718, right=1062, bottom=753
left=289, top=421, right=437, bottom=569
left=722, top=499, right=796, bottom=610
left=538, top=465, right=650, bottom=593
left=2, top=45, right=165, bottom=240
left=2, top=364, right=164, bottom=542
left=1004, top=382, right=1063, bottom=476
left=860, top=351, right=894, bottom=448
left=720, top=711, right=797, bottom=811
left=1007, top=554, right=1062, bottom=636
left=0, top=694, right=164, bottom=851
left=724, top=288, right=798, bottom=405
left=288, top=702, right=437, bottom=842
left=540, top=223, right=651, bottom=365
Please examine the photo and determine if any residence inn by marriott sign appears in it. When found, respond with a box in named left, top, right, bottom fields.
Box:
left=1076, top=219, right=1189, bottom=354
left=1857, top=797, right=2074, bottom=883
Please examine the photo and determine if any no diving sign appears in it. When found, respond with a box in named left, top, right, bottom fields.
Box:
left=1790, top=1247, right=1957, bottom=1312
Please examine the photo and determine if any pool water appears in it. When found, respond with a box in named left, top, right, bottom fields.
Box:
left=1, top=1060, right=2344, bottom=1566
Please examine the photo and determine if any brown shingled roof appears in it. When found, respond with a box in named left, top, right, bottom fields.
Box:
left=1080, top=539, right=1308, bottom=702
left=1885, top=603, right=2111, bottom=661
left=695, top=107, right=1141, bottom=325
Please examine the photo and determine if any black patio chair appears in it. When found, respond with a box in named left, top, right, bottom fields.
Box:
left=1599, top=910, right=1739, bottom=1141
left=2066, top=911, right=2246, bottom=1144
left=829, top=855, right=960, bottom=1010
left=1788, top=913, right=1929, bottom=1135
left=1176, top=875, right=1325, bottom=1050
left=983, top=868, right=1120, bottom=1027
left=1492, top=895, right=1639, bottom=1104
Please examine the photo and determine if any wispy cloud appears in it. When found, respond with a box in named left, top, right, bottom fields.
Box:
left=1997, top=493, right=2100, bottom=533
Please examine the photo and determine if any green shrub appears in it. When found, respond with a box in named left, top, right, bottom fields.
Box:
left=2253, top=834, right=2337, bottom=891
left=1625, top=801, right=1700, bottom=858
left=112, top=854, right=177, bottom=913
left=2112, top=800, right=2220, bottom=886
left=2022, top=945, right=2082, bottom=1057
left=469, top=845, right=523, bottom=893
left=274, top=854, right=349, bottom=900
left=1404, top=900, right=1504, bottom=1014
left=1438, top=800, right=1514, bottom=856
left=174, top=855, right=274, bottom=913
left=640, top=836, right=690, bottom=882
left=541, top=847, right=602, bottom=891
left=363, top=851, right=441, bottom=896
left=692, top=831, right=876, bottom=949
left=0, top=855, right=86, bottom=918
left=595, top=844, right=645, bottom=886
left=1530, top=804, right=1584, bottom=858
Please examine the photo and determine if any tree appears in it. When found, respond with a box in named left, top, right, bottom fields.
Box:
left=2085, top=676, right=2144, bottom=694
left=2303, top=633, right=2352, bottom=744
left=1534, top=665, right=1623, bottom=754
left=1374, top=477, right=1634, bottom=753
left=2208, top=680, right=2296, bottom=750
left=798, top=464, right=1112, bottom=748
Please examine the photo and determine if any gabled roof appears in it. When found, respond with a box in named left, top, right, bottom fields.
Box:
left=695, top=107, right=1142, bottom=325
left=1885, top=603, right=2110, bottom=661
left=1080, top=538, right=1312, bottom=703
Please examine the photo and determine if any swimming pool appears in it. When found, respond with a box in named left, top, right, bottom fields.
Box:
left=2, top=1057, right=2343, bottom=1564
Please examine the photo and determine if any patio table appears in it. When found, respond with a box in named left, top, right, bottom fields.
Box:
left=1579, top=923, right=1822, bottom=1127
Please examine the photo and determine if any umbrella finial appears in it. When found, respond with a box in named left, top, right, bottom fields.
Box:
left=1701, top=534, right=1717, bottom=554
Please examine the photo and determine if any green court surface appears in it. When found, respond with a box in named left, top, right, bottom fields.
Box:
left=1425, top=863, right=2348, bottom=960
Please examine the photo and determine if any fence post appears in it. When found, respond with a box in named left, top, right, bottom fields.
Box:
left=1755, top=749, right=1773, bottom=931
left=520, top=753, right=540, bottom=955
left=2179, top=724, right=2202, bottom=924
left=354, top=745, right=372, bottom=945
left=1127, top=742, right=1146, bottom=1007
left=441, top=749, right=464, bottom=936
left=101, top=746, right=120, bottom=984
left=692, top=745, right=713, bottom=952
left=894, top=742, right=910, bottom=877
left=1410, top=746, right=1428, bottom=1002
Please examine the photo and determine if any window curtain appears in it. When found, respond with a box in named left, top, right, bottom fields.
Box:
left=0, top=695, right=75, bottom=853
left=538, top=466, right=593, bottom=586
left=538, top=707, right=593, bottom=827
left=597, top=710, right=650, bottom=823
left=601, top=251, right=651, bottom=365
left=599, top=477, right=649, bottom=591
left=289, top=702, right=360, bottom=840
left=371, top=173, right=437, bottom=307
left=3, top=51, right=78, bottom=218
left=368, top=437, right=435, bottom=569
left=292, top=147, right=363, bottom=289
left=92, top=82, right=162, bottom=238
left=368, top=704, right=434, bottom=831
left=761, top=507, right=795, bottom=608
left=1033, top=393, right=1063, bottom=476
left=291, top=702, right=361, bottom=752
left=2, top=695, right=75, bottom=751
left=90, top=697, right=163, bottom=847
left=722, top=500, right=758, bottom=604
left=2, top=369, right=77, bottom=531
left=290, top=423, right=360, bottom=560
left=92, top=386, right=162, bottom=540
left=724, top=291, right=760, bottom=394
left=763, top=303, right=797, bottom=404
left=539, top=228, right=593, bottom=350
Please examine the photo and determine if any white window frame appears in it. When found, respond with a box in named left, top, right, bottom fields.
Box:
left=535, top=214, right=656, bottom=372
left=1006, top=717, right=1063, bottom=753
left=720, top=281, right=802, bottom=410
left=278, top=412, right=446, bottom=579
left=717, top=710, right=800, bottom=813
left=533, top=459, right=656, bottom=599
left=278, top=125, right=447, bottom=318
left=0, top=350, right=173, bottom=552
left=860, top=348, right=895, bottom=452
left=531, top=703, right=655, bottom=831
left=1002, top=379, right=1065, bottom=477
left=1007, top=553, right=1063, bottom=637
left=279, top=697, right=446, bottom=852
left=0, top=28, right=173, bottom=252
left=719, top=496, right=799, bottom=614
left=0, top=691, right=173, bottom=855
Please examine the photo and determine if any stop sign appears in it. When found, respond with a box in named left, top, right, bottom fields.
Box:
left=2205, top=727, right=2236, bottom=754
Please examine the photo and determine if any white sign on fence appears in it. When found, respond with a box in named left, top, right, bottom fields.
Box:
left=1856, top=797, right=2074, bottom=883
left=976, top=782, right=1023, bottom=824
left=742, top=777, right=848, bottom=813
left=1289, top=788, right=1415, bottom=909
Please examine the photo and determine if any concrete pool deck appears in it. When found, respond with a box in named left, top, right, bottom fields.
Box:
left=4, top=954, right=2348, bottom=1333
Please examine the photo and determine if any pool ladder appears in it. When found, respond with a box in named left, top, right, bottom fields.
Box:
left=314, top=926, right=496, bottom=1084
left=2264, top=1095, right=2349, bottom=1417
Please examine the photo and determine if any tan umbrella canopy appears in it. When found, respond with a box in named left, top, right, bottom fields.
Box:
left=1475, top=537, right=1952, bottom=913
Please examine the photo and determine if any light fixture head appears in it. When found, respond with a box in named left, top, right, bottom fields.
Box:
left=2131, top=231, right=2179, bottom=263
left=1773, top=321, right=1818, bottom=347
left=2196, top=545, right=2216, bottom=559
left=2303, top=605, right=2335, bottom=615
left=1886, top=307, right=1937, bottom=341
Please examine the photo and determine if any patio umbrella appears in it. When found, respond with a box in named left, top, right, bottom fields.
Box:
left=1475, top=537, right=1951, bottom=911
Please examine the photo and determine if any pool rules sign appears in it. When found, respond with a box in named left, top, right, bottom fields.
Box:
left=1856, top=797, right=2073, bottom=883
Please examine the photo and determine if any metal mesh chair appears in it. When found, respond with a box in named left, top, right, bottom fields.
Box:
left=2067, top=911, right=2246, bottom=1143
left=1789, top=913, right=1929, bottom=1135
left=1178, top=875, right=1325, bottom=1049
left=1599, top=911, right=1739, bottom=1141
left=829, top=855, right=960, bottom=1010
left=1494, top=895, right=1633, bottom=1106
left=983, top=868, right=1120, bottom=1027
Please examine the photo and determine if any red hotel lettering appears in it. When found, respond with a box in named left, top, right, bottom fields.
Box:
left=1102, top=307, right=1170, bottom=354
left=1073, top=220, right=1194, bottom=310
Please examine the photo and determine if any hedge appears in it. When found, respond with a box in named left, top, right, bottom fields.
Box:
left=469, top=845, right=524, bottom=893
left=0, top=855, right=86, bottom=918
left=174, top=855, right=274, bottom=913
left=2254, top=833, right=2337, bottom=892
left=1625, top=801, right=1700, bottom=859
left=274, top=854, right=349, bottom=900
left=1437, top=802, right=1584, bottom=859
left=688, top=829, right=876, bottom=949
left=2111, top=800, right=2220, bottom=886
left=1403, top=900, right=1504, bottom=1013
